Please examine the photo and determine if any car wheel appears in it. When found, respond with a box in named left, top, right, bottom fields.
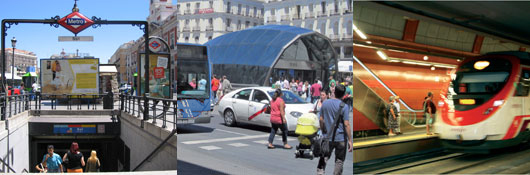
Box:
left=224, top=109, right=237, bottom=126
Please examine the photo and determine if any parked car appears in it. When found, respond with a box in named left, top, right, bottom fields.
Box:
left=119, top=84, right=132, bottom=94
left=217, top=87, right=313, bottom=132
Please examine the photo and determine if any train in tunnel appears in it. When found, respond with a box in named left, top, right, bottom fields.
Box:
left=436, top=51, right=530, bottom=152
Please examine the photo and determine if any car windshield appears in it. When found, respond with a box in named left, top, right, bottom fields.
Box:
left=267, top=90, right=308, bottom=104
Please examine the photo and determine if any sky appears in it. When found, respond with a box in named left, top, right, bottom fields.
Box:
left=0, top=0, right=169, bottom=65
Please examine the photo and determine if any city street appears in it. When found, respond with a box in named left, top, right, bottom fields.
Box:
left=177, top=106, right=354, bottom=175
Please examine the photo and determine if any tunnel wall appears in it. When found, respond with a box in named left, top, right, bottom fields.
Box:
left=119, top=112, right=177, bottom=171
left=0, top=112, right=31, bottom=173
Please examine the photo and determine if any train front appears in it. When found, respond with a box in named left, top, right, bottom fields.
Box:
left=435, top=54, right=523, bottom=152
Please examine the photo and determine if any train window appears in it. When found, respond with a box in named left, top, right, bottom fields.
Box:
left=457, top=72, right=509, bottom=94
left=515, top=70, right=530, bottom=96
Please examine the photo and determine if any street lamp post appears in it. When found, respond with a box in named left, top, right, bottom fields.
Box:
left=11, top=37, right=16, bottom=91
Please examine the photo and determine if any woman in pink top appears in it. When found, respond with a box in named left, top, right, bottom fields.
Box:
left=189, top=78, right=196, bottom=89
left=267, top=89, right=292, bottom=149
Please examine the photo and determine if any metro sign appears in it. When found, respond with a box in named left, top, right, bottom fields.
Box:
left=58, top=12, right=94, bottom=34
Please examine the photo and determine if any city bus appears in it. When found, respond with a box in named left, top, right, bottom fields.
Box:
left=175, top=43, right=212, bottom=124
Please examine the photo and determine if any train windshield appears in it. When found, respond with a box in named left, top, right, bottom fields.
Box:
left=457, top=72, right=509, bottom=93
left=453, top=59, right=512, bottom=94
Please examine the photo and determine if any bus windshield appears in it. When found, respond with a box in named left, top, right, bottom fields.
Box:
left=176, top=45, right=210, bottom=99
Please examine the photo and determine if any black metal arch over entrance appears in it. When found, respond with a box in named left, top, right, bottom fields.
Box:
left=1, top=16, right=151, bottom=121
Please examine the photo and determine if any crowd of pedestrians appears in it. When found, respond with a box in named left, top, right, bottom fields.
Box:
left=36, top=142, right=101, bottom=173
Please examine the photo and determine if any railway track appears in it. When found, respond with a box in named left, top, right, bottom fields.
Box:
left=358, top=144, right=530, bottom=174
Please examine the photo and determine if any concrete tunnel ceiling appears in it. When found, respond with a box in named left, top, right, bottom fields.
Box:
left=376, top=1, right=530, bottom=48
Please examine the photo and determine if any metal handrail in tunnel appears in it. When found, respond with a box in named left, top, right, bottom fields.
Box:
left=352, top=55, right=425, bottom=132
left=353, top=55, right=423, bottom=113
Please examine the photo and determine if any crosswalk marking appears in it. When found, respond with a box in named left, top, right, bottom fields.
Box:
left=182, top=134, right=270, bottom=145
left=276, top=138, right=297, bottom=141
left=199, top=146, right=222, bottom=150
left=253, top=140, right=269, bottom=144
left=228, top=143, right=249, bottom=147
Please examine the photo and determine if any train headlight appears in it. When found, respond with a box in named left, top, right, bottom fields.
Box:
left=474, top=61, right=490, bottom=70
left=459, top=99, right=475, bottom=105
left=493, top=100, right=504, bottom=107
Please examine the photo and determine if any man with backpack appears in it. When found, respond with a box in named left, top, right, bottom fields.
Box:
left=317, top=84, right=352, bottom=175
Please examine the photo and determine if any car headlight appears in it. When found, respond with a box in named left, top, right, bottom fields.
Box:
left=290, top=111, right=303, bottom=118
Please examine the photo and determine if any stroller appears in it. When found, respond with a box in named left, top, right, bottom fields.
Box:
left=294, top=113, right=320, bottom=160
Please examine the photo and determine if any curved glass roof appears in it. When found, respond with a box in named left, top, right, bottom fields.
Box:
left=206, top=25, right=315, bottom=67
left=205, top=25, right=337, bottom=85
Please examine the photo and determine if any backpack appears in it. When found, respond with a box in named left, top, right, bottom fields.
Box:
left=314, top=102, right=346, bottom=157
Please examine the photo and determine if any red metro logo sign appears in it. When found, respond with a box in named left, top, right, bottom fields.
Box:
left=58, top=12, right=94, bottom=34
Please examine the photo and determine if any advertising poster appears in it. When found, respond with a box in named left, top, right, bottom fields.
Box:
left=40, top=59, right=99, bottom=95
left=139, top=54, right=171, bottom=98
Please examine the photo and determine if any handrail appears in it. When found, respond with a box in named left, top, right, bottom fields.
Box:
left=353, top=55, right=423, bottom=112
left=132, top=129, right=177, bottom=171
left=0, top=157, right=16, bottom=173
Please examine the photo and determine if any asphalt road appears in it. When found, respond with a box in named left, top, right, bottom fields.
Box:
left=177, top=107, right=354, bottom=175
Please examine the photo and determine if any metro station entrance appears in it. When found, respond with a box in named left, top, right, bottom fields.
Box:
left=29, top=137, right=129, bottom=172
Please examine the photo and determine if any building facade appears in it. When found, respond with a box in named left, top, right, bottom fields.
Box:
left=3, top=48, right=38, bottom=76
left=109, top=42, right=134, bottom=84
left=263, top=0, right=353, bottom=60
left=176, top=0, right=265, bottom=44
left=115, top=0, right=352, bottom=85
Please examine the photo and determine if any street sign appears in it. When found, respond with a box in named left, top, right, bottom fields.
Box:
left=58, top=36, right=94, bottom=42
left=148, top=38, right=163, bottom=53
left=58, top=11, right=94, bottom=34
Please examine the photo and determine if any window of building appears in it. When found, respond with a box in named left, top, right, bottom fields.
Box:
left=195, top=36, right=199, bottom=43
left=185, top=19, right=189, bottom=25
left=208, top=36, right=213, bottom=40
left=254, top=7, right=257, bottom=17
left=261, top=8, right=264, bottom=16
left=253, top=22, right=257, bottom=26
left=185, top=37, right=189, bottom=42
left=209, top=18, right=213, bottom=25
left=321, top=2, right=326, bottom=13
left=284, top=7, right=289, bottom=14
left=321, top=23, right=326, bottom=34
left=196, top=2, right=200, bottom=10
left=187, top=3, right=190, bottom=10
left=334, top=0, right=339, bottom=13
left=271, top=8, right=275, bottom=15
left=177, top=4, right=180, bottom=12
left=348, top=0, right=352, bottom=11
left=227, top=2, right=231, bottom=13
left=237, top=20, right=241, bottom=30
left=170, top=32, right=175, bottom=46
left=245, top=21, right=250, bottom=29
left=209, top=1, right=213, bottom=8
left=246, top=5, right=249, bottom=16
left=238, top=4, right=242, bottom=15
left=226, top=18, right=231, bottom=27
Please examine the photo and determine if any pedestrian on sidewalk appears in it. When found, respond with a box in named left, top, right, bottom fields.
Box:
left=317, top=85, right=352, bottom=175
left=40, top=145, right=63, bottom=173
left=222, top=75, right=232, bottom=94
left=211, top=75, right=220, bottom=100
left=85, top=150, right=101, bottom=172
left=63, top=142, right=85, bottom=173
left=267, top=89, right=292, bottom=149
left=311, top=80, right=322, bottom=103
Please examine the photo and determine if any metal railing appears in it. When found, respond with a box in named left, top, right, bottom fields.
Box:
left=0, top=93, right=31, bottom=121
left=119, top=94, right=177, bottom=131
